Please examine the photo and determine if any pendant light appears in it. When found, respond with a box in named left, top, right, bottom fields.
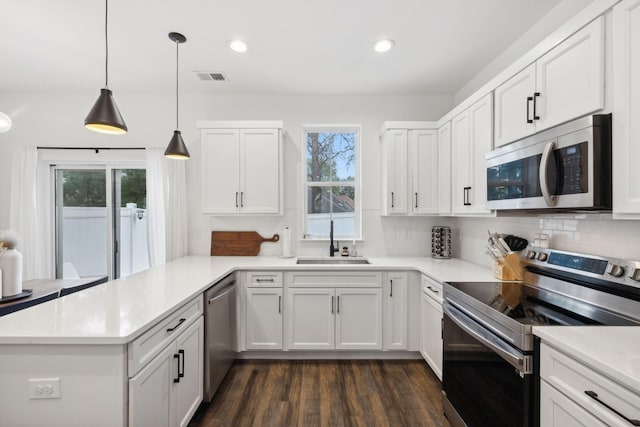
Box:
left=164, top=32, right=190, bottom=159
left=84, top=0, right=127, bottom=135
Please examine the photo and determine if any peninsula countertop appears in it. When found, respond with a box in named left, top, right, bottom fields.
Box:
left=0, top=255, right=496, bottom=345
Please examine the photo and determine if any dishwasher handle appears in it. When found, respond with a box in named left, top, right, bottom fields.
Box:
left=207, top=284, right=235, bottom=304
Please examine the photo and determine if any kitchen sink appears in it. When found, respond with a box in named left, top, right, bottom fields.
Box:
left=296, top=258, right=370, bottom=265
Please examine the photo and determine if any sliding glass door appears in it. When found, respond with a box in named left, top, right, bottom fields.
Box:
left=54, top=167, right=149, bottom=280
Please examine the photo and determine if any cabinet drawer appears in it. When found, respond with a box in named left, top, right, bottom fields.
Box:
left=246, top=271, right=283, bottom=287
left=285, top=271, right=382, bottom=288
left=128, top=296, right=203, bottom=376
left=421, top=274, right=443, bottom=304
left=540, top=343, right=640, bottom=426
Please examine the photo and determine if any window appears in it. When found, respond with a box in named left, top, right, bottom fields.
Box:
left=303, top=125, right=360, bottom=240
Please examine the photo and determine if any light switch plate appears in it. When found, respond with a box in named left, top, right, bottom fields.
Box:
left=28, top=378, right=61, bottom=399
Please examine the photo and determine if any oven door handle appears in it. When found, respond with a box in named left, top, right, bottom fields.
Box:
left=539, top=140, right=558, bottom=207
left=444, top=303, right=532, bottom=374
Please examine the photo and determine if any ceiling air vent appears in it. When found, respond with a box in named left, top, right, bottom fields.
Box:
left=195, top=72, right=227, bottom=82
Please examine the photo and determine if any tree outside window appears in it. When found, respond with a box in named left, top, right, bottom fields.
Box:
left=304, top=126, right=360, bottom=239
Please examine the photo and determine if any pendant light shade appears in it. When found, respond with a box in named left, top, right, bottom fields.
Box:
left=85, top=0, right=127, bottom=134
left=85, top=88, right=127, bottom=134
left=0, top=112, right=12, bottom=133
left=164, top=32, right=190, bottom=160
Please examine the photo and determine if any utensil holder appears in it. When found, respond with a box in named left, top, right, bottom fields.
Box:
left=492, top=253, right=524, bottom=281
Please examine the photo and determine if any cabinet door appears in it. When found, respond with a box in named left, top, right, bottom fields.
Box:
left=246, top=287, right=283, bottom=350
left=201, top=129, right=241, bottom=214
left=613, top=0, right=640, bottom=217
left=240, top=129, right=280, bottom=214
left=175, top=317, right=204, bottom=427
left=468, top=93, right=494, bottom=215
left=286, top=288, right=334, bottom=350
left=451, top=109, right=471, bottom=214
left=335, top=288, right=382, bottom=350
left=420, top=291, right=443, bottom=381
left=540, top=381, right=608, bottom=427
left=382, top=129, right=409, bottom=214
left=437, top=122, right=452, bottom=215
left=129, top=343, right=175, bottom=427
left=384, top=272, right=408, bottom=350
left=535, top=17, right=604, bottom=131
left=409, top=130, right=439, bottom=215
left=494, top=63, right=536, bottom=147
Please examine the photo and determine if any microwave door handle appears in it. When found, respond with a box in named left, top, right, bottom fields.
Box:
left=539, top=140, right=558, bottom=207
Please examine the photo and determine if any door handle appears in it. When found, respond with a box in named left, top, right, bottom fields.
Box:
left=539, top=140, right=557, bottom=207
left=526, top=96, right=533, bottom=124
left=533, top=92, right=540, bottom=120
left=337, top=295, right=340, bottom=314
left=256, top=278, right=275, bottom=283
left=391, top=192, right=395, bottom=208
left=415, top=192, right=418, bottom=209
left=278, top=295, right=281, bottom=314
left=390, top=279, right=393, bottom=297
left=331, top=296, right=334, bottom=314
left=463, top=187, right=472, bottom=206
left=178, top=349, right=185, bottom=379
left=173, top=353, right=181, bottom=383
left=240, top=192, right=244, bottom=207
left=235, top=192, right=239, bottom=208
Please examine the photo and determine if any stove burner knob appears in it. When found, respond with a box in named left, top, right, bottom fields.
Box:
left=629, top=268, right=640, bottom=282
left=606, top=264, right=626, bottom=278
left=536, top=252, right=548, bottom=262
left=525, top=250, right=536, bottom=259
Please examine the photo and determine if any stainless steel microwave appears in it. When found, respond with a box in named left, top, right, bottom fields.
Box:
left=485, top=114, right=611, bottom=211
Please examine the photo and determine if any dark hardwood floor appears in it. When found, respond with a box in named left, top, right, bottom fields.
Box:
left=189, top=359, right=451, bottom=427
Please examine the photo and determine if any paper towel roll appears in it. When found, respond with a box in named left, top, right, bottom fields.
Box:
left=282, top=227, right=293, bottom=258
left=0, top=249, right=22, bottom=297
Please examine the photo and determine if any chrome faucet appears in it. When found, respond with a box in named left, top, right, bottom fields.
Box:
left=329, top=220, right=338, bottom=257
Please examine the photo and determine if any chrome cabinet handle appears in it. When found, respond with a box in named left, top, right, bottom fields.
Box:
left=584, top=390, right=640, bottom=426
left=166, top=318, right=186, bottom=332
left=539, top=140, right=557, bottom=207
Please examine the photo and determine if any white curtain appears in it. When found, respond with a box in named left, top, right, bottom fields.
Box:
left=146, top=148, right=189, bottom=266
left=9, top=147, right=53, bottom=280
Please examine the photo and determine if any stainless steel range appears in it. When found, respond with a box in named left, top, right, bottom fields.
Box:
left=442, top=247, right=640, bottom=427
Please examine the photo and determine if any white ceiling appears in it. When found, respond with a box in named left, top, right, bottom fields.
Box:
left=1, top=0, right=566, bottom=95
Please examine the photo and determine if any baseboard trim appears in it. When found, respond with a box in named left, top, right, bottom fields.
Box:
left=236, top=350, right=423, bottom=360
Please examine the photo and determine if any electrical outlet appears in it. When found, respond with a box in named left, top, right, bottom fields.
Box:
left=28, top=378, right=61, bottom=399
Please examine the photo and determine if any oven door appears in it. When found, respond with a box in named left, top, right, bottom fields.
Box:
left=442, top=302, right=533, bottom=427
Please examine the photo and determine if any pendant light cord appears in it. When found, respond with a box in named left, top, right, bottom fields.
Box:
left=175, top=39, right=179, bottom=129
left=104, top=0, right=109, bottom=88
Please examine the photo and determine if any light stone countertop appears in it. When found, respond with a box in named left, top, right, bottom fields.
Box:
left=534, top=326, right=640, bottom=395
left=0, top=255, right=496, bottom=345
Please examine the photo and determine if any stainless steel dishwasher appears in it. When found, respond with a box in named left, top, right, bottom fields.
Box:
left=203, top=273, right=237, bottom=402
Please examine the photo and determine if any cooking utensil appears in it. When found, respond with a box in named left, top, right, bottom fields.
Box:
left=210, top=231, right=280, bottom=256
left=503, top=235, right=529, bottom=251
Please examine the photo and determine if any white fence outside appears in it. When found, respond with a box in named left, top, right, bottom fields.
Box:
left=62, top=203, right=149, bottom=278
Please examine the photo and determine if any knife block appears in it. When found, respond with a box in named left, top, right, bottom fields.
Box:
left=493, top=253, right=524, bottom=281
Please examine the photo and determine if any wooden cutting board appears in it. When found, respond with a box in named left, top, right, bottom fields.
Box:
left=210, top=231, right=280, bottom=256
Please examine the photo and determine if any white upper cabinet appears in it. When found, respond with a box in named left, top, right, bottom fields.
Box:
left=199, top=121, right=283, bottom=215
left=613, top=0, right=640, bottom=218
left=381, top=129, right=409, bottom=214
left=437, top=122, right=452, bottom=215
left=409, top=129, right=439, bottom=215
left=381, top=122, right=440, bottom=216
left=494, top=17, right=604, bottom=147
left=451, top=93, right=494, bottom=216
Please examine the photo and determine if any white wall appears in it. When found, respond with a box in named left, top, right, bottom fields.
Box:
left=0, top=90, right=454, bottom=261
left=454, top=0, right=595, bottom=104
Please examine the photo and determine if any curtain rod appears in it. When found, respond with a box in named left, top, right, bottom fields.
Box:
left=38, top=147, right=146, bottom=154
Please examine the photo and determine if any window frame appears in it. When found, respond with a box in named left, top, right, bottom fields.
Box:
left=301, top=124, right=362, bottom=241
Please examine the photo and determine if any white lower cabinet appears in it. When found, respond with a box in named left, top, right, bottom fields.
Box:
left=384, top=272, right=408, bottom=350
left=245, top=287, right=283, bottom=350
left=419, top=275, right=443, bottom=380
left=286, top=287, right=382, bottom=350
left=129, top=316, right=204, bottom=427
left=539, top=342, right=640, bottom=427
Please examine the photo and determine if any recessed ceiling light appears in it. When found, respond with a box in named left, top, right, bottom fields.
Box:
left=373, top=39, right=395, bottom=53
left=229, top=40, right=249, bottom=53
